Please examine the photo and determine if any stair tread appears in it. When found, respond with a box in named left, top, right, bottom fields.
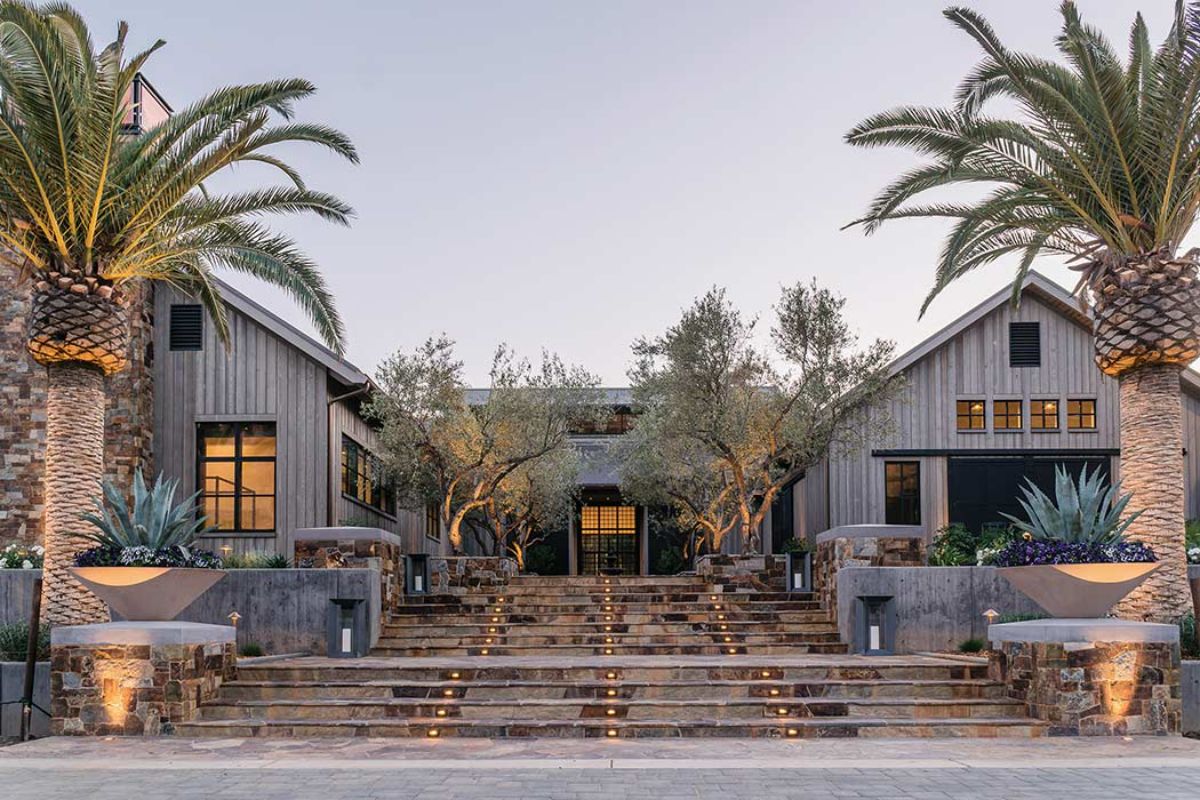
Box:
left=179, top=716, right=1045, bottom=728
left=209, top=696, right=1022, bottom=707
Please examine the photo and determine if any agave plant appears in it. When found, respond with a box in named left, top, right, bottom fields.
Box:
left=77, top=468, right=211, bottom=552
left=1000, top=465, right=1141, bottom=546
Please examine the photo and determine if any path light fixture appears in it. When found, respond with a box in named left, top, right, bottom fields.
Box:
left=983, top=608, right=1000, bottom=626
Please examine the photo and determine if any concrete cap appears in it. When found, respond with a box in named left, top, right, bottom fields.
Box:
left=988, top=618, right=1180, bottom=645
left=815, top=524, right=927, bottom=544
left=291, top=527, right=403, bottom=547
left=52, top=621, right=236, bottom=647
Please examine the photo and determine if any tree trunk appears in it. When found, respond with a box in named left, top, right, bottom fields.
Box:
left=40, top=362, right=110, bottom=626
left=1115, top=364, right=1191, bottom=622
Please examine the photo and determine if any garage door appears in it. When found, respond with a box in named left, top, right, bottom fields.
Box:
left=946, top=456, right=1110, bottom=534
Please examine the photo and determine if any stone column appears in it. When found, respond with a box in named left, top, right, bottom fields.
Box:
left=50, top=621, right=235, bottom=736
left=988, top=618, right=1181, bottom=735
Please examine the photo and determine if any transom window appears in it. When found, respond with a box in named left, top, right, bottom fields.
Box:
left=1030, top=400, right=1059, bottom=430
left=884, top=462, right=920, bottom=526
left=340, top=436, right=395, bottom=516
left=197, top=422, right=276, bottom=532
left=1067, top=399, right=1097, bottom=430
left=993, top=400, right=1023, bottom=431
left=956, top=400, right=986, bottom=430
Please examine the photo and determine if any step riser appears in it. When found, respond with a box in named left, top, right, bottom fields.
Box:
left=174, top=721, right=1045, bottom=739
left=371, top=645, right=850, bottom=657
left=381, top=623, right=836, bottom=636
left=385, top=614, right=833, bottom=626
left=374, top=634, right=844, bottom=647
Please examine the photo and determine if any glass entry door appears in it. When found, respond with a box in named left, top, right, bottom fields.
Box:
left=579, top=505, right=639, bottom=575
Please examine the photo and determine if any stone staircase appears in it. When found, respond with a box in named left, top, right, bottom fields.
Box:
left=176, top=574, right=1046, bottom=739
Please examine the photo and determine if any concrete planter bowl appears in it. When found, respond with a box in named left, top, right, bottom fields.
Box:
left=998, top=562, right=1159, bottom=618
left=69, top=567, right=226, bottom=621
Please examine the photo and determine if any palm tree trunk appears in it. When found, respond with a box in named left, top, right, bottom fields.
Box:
left=40, top=362, right=110, bottom=626
left=1115, top=363, right=1191, bottom=622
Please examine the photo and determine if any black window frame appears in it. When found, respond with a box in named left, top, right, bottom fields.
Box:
left=196, top=421, right=277, bottom=533
left=955, top=399, right=986, bottom=431
left=340, top=435, right=396, bottom=517
left=884, top=461, right=921, bottom=526
left=425, top=502, right=441, bottom=542
left=1067, top=399, right=1098, bottom=431
left=1008, top=321, right=1042, bottom=368
left=993, top=399, right=1023, bottom=431
left=1030, top=399, right=1060, bottom=431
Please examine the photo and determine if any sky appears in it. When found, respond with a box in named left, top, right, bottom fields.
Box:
left=75, top=0, right=1178, bottom=384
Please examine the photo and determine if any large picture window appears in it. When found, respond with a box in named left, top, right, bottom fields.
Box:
left=884, top=462, right=920, bottom=526
left=197, top=422, right=276, bottom=531
left=341, top=436, right=395, bottom=516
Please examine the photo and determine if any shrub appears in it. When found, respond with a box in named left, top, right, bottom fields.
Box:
left=1187, top=519, right=1200, bottom=565
left=0, top=623, right=50, bottom=661
left=1182, top=614, right=1200, bottom=660
left=996, top=612, right=1048, bottom=624
left=239, top=642, right=265, bottom=658
left=224, top=552, right=290, bottom=569
left=75, top=544, right=223, bottom=568
left=522, top=544, right=558, bottom=576
left=0, top=543, right=44, bottom=570
left=958, top=638, right=986, bottom=653
left=929, top=524, right=976, bottom=566
left=780, top=538, right=811, bottom=554
left=654, top=547, right=687, bottom=575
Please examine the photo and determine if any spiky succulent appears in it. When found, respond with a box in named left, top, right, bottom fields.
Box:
left=1000, top=464, right=1141, bottom=546
left=77, top=468, right=211, bottom=551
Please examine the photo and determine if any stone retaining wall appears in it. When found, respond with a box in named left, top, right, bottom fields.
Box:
left=292, top=527, right=404, bottom=609
left=696, top=554, right=787, bottom=592
left=990, top=638, right=1181, bottom=735
left=430, top=556, right=518, bottom=595
left=814, top=526, right=926, bottom=614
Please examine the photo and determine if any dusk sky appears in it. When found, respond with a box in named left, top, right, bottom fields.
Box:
left=77, top=1, right=1173, bottom=384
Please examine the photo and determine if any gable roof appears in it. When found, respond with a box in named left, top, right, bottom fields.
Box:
left=887, top=270, right=1200, bottom=397
left=214, top=278, right=370, bottom=389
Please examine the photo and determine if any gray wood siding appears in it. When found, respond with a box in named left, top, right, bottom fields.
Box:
left=1185, top=391, right=1200, bottom=520
left=329, top=398, right=433, bottom=553
left=824, top=294, right=1124, bottom=536
left=153, top=286, right=329, bottom=556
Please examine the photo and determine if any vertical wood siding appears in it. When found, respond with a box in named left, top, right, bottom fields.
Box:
left=819, top=294, right=1143, bottom=536
left=153, top=286, right=330, bottom=557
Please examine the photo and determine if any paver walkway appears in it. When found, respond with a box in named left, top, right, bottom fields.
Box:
left=3, top=737, right=1200, bottom=798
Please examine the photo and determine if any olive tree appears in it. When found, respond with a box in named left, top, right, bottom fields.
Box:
left=367, top=336, right=601, bottom=553
left=624, top=282, right=899, bottom=553
left=485, top=448, right=580, bottom=570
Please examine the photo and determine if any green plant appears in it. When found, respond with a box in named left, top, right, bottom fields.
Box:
left=1187, top=519, right=1200, bottom=565
left=780, top=538, right=811, bottom=555
left=522, top=543, right=558, bottom=576
left=958, top=637, right=986, bottom=654
left=77, top=469, right=211, bottom=551
left=0, top=622, right=50, bottom=661
left=1181, top=614, right=1200, bottom=660
left=0, top=542, right=44, bottom=569
left=929, top=523, right=977, bottom=566
left=239, top=642, right=264, bottom=658
left=1000, top=465, right=1140, bottom=546
left=654, top=547, right=687, bottom=576
left=996, top=612, right=1049, bottom=624
left=224, top=552, right=290, bottom=569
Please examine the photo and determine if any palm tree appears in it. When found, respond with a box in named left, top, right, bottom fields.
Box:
left=0, top=3, right=357, bottom=626
left=846, top=2, right=1200, bottom=621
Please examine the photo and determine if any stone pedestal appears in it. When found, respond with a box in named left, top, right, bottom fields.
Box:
left=988, top=618, right=1182, bottom=736
left=814, top=525, right=926, bottom=613
left=50, top=621, right=235, bottom=736
left=292, top=526, right=404, bottom=609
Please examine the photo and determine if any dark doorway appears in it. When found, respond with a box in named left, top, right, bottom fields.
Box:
left=947, top=455, right=1110, bottom=534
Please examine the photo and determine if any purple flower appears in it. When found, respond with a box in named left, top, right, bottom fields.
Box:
left=988, top=539, right=1156, bottom=567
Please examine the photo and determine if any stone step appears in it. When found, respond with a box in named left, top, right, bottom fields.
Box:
left=196, top=696, right=1027, bottom=722
left=379, top=621, right=837, bottom=637
left=219, top=678, right=1009, bottom=702
left=400, top=591, right=816, bottom=603
left=369, top=642, right=850, bottom=657
left=389, top=601, right=824, bottom=616
left=237, top=659, right=991, bottom=684
left=384, top=611, right=832, bottom=626
left=373, top=632, right=844, bottom=648
left=174, top=715, right=1046, bottom=739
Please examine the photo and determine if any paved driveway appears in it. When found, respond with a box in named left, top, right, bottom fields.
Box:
left=3, top=737, right=1200, bottom=799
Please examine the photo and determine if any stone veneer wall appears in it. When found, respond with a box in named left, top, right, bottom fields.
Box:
left=0, top=262, right=153, bottom=546
left=696, top=554, right=788, bottom=592
left=814, top=535, right=926, bottom=615
left=295, top=534, right=404, bottom=610
left=989, top=640, right=1181, bottom=736
left=51, top=638, right=235, bottom=736
left=430, top=556, right=518, bottom=595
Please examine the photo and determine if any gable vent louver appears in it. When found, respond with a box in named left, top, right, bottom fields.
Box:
left=169, top=305, right=203, bottom=351
left=1008, top=321, right=1041, bottom=368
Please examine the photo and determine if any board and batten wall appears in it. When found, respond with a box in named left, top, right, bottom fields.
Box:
left=796, top=293, right=1135, bottom=538
left=153, top=287, right=330, bottom=556
left=329, top=397, right=436, bottom=555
